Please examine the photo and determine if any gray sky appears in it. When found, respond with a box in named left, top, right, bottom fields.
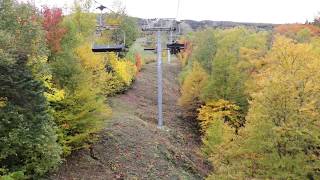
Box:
left=23, top=0, right=320, bottom=24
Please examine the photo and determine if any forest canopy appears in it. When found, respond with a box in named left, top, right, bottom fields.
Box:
left=178, top=23, right=320, bottom=179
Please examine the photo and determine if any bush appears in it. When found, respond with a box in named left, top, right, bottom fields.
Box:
left=108, top=53, right=137, bottom=86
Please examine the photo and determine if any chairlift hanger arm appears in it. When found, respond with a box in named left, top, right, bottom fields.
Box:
left=93, top=0, right=116, bottom=13
left=96, top=5, right=106, bottom=11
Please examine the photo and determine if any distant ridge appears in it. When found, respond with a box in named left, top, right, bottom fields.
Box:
left=137, top=18, right=276, bottom=33
left=181, top=19, right=275, bottom=30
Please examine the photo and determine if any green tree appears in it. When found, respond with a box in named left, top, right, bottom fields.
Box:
left=191, top=29, right=217, bottom=72
left=0, top=51, right=61, bottom=178
left=201, top=28, right=270, bottom=111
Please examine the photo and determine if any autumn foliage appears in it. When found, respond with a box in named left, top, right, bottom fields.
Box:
left=0, top=1, right=140, bottom=178
left=179, top=26, right=320, bottom=179
left=135, top=53, right=142, bottom=72
left=42, top=7, right=67, bottom=53
left=275, top=24, right=320, bottom=36
left=177, top=40, right=192, bottom=67
left=178, top=62, right=208, bottom=118
left=197, top=99, right=243, bottom=133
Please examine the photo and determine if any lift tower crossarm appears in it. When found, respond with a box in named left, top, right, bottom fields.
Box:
left=142, top=27, right=176, bottom=32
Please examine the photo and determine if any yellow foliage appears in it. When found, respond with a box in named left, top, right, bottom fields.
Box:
left=239, top=47, right=264, bottom=65
left=76, top=43, right=106, bottom=72
left=249, top=35, right=320, bottom=125
left=108, top=53, right=137, bottom=86
left=42, top=74, right=65, bottom=102
left=103, top=71, right=126, bottom=96
left=75, top=45, right=137, bottom=96
left=28, top=55, right=65, bottom=103
left=75, top=43, right=108, bottom=92
left=217, top=35, right=320, bottom=180
left=198, top=99, right=242, bottom=132
left=0, top=97, right=7, bottom=108
left=178, top=62, right=208, bottom=109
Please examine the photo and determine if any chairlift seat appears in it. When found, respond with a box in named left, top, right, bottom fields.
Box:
left=144, top=48, right=156, bottom=51
left=92, top=44, right=125, bottom=52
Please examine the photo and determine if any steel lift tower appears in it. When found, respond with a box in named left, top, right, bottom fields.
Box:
left=142, top=20, right=176, bottom=129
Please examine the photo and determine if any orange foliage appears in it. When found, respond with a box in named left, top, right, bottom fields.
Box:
left=177, top=40, right=192, bottom=66
left=274, top=24, right=320, bottom=36
left=135, top=53, right=142, bottom=73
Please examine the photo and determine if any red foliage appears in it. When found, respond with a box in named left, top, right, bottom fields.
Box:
left=42, top=7, right=67, bottom=53
left=274, top=24, right=320, bottom=36
left=135, top=53, right=142, bottom=73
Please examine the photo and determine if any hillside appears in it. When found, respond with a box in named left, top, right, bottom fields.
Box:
left=49, top=60, right=211, bottom=179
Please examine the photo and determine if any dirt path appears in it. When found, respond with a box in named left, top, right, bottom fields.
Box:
left=50, top=60, right=211, bottom=180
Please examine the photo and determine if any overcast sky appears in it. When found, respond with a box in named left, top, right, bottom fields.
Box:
left=24, top=0, right=320, bottom=24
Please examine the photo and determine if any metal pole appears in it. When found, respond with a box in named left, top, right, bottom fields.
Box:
left=157, top=30, right=163, bottom=128
left=122, top=30, right=126, bottom=46
left=99, top=10, right=102, bottom=27
left=167, top=30, right=173, bottom=63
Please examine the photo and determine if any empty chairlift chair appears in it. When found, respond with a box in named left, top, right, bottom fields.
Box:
left=91, top=5, right=127, bottom=54
left=166, top=21, right=184, bottom=55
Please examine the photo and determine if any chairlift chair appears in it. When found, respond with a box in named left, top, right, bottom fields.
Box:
left=91, top=5, right=127, bottom=54
left=165, top=20, right=184, bottom=55
left=167, top=41, right=185, bottom=55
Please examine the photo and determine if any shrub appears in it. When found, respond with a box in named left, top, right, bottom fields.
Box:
left=108, top=53, right=137, bottom=86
